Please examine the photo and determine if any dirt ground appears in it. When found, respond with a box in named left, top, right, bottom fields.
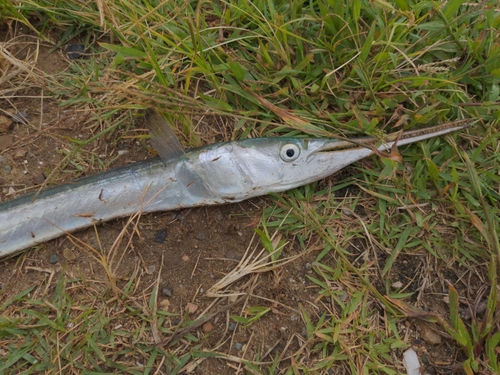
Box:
left=0, top=31, right=480, bottom=374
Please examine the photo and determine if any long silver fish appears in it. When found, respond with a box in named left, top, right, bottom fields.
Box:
left=0, top=111, right=468, bottom=258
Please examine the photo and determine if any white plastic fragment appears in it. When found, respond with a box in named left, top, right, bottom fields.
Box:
left=403, top=348, right=421, bottom=375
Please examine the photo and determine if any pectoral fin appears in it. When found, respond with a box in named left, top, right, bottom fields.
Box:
left=146, top=109, right=186, bottom=165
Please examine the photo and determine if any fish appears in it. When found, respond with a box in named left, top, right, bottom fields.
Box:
left=0, top=111, right=469, bottom=258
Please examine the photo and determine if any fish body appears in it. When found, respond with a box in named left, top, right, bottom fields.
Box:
left=0, top=119, right=468, bottom=258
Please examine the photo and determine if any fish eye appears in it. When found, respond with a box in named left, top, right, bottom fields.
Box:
left=280, top=143, right=300, bottom=162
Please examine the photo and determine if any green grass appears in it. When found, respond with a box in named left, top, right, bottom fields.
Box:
left=0, top=273, right=189, bottom=374
left=0, top=0, right=499, bottom=373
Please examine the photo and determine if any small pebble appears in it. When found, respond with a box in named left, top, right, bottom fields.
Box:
left=229, top=322, right=237, bottom=331
left=427, top=367, right=437, bottom=375
left=66, top=44, right=85, bottom=59
left=419, top=324, right=442, bottom=345
left=117, top=149, right=128, bottom=156
left=0, top=155, right=8, bottom=165
left=63, top=248, right=77, bottom=262
left=391, top=281, right=403, bottom=289
left=202, top=322, right=213, bottom=333
left=148, top=265, right=155, bottom=273
left=154, top=230, right=168, bottom=243
left=160, top=299, right=170, bottom=310
left=49, top=253, right=59, bottom=264
left=421, top=354, right=430, bottom=365
left=162, top=286, right=173, bottom=297
left=13, top=149, right=27, bottom=160
left=216, top=213, right=224, bottom=221
left=195, top=232, right=207, bottom=241
left=4, top=165, right=11, bottom=174
left=338, top=291, right=349, bottom=302
left=0, top=115, right=10, bottom=132
left=234, top=343, right=243, bottom=351
left=460, top=300, right=487, bottom=320
left=186, top=302, right=198, bottom=314
left=34, top=173, right=45, bottom=185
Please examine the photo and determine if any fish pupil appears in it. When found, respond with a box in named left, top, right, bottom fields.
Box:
left=286, top=149, right=295, bottom=157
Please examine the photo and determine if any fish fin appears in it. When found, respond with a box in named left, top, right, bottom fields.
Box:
left=146, top=109, right=186, bottom=165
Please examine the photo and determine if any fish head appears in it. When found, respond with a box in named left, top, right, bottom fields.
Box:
left=190, top=137, right=372, bottom=200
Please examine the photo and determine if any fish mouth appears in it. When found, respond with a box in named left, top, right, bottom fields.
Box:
left=305, top=139, right=376, bottom=163
left=313, top=139, right=372, bottom=154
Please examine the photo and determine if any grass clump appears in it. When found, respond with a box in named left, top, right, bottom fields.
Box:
left=4, top=0, right=498, bottom=137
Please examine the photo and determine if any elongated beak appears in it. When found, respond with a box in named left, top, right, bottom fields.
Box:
left=313, top=121, right=470, bottom=156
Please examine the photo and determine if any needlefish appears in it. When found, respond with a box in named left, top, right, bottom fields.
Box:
left=0, top=111, right=468, bottom=258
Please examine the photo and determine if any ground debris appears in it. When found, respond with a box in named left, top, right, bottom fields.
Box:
left=417, top=322, right=442, bottom=345
left=0, top=115, right=11, bottom=132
